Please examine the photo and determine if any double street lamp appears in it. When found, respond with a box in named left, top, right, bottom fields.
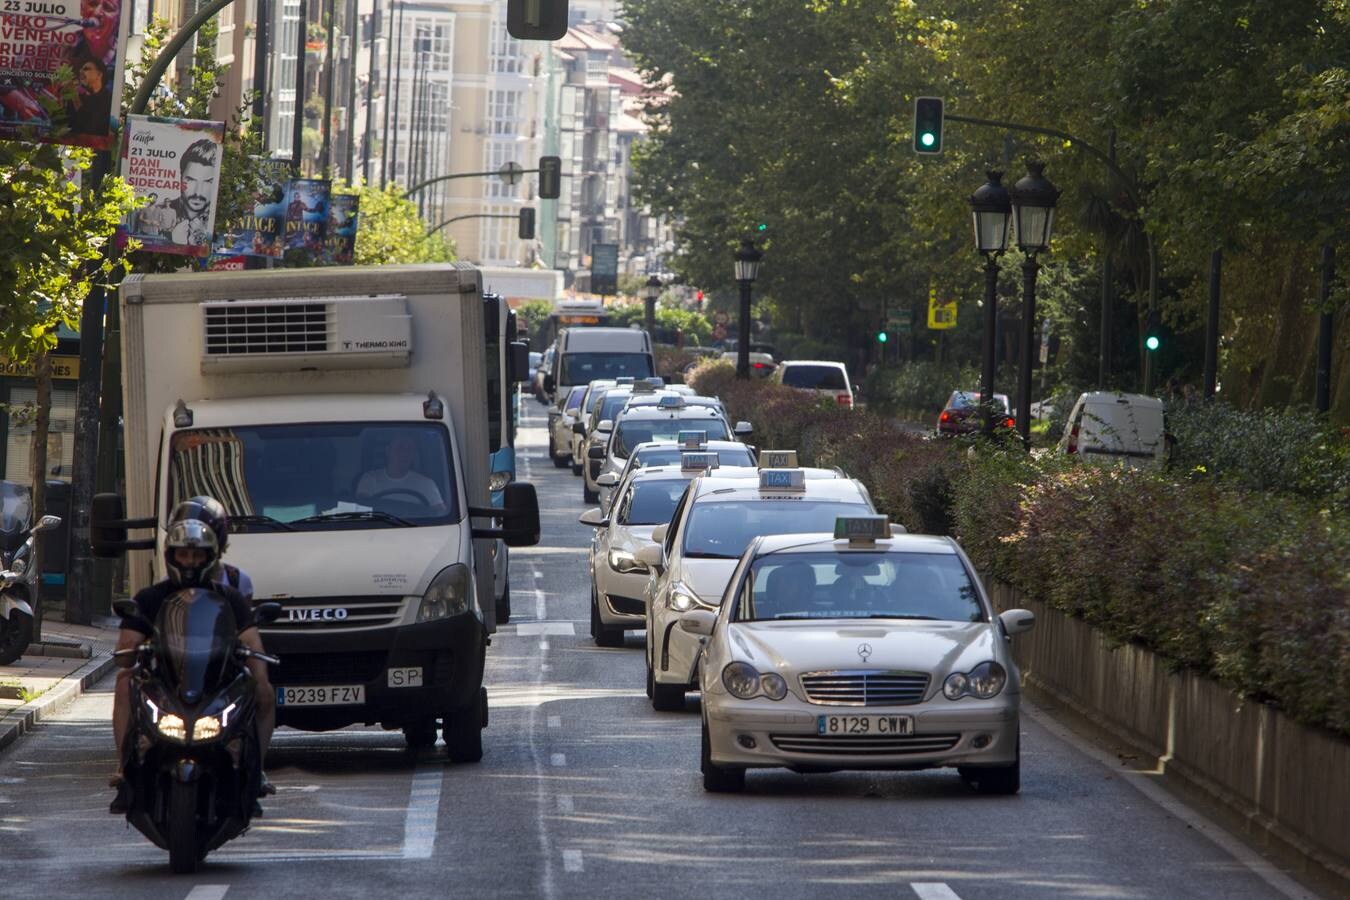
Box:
left=734, top=238, right=764, bottom=380
left=968, top=161, right=1059, bottom=446
left=643, top=274, right=662, bottom=339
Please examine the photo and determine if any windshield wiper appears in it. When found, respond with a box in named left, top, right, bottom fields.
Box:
left=230, top=514, right=297, bottom=532
left=865, top=614, right=940, bottom=620
left=683, top=550, right=737, bottom=559
left=291, top=510, right=414, bottom=527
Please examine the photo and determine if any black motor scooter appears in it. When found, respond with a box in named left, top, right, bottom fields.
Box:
left=113, top=590, right=281, bottom=873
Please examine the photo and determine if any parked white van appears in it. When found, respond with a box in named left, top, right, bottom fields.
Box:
left=546, top=327, right=655, bottom=464
left=1057, top=391, right=1166, bottom=469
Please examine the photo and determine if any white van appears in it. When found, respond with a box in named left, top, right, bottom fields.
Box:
left=1057, top=391, right=1166, bottom=469
left=545, top=327, right=655, bottom=462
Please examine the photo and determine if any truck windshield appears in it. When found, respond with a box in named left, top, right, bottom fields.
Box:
left=559, top=352, right=653, bottom=385
left=168, top=423, right=457, bottom=531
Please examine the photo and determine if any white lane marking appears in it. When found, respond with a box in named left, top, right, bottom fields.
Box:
left=550, top=753, right=566, bottom=767
left=562, top=849, right=583, bottom=872
left=540, top=640, right=550, bottom=650
left=184, top=887, right=229, bottom=900
left=401, top=767, right=443, bottom=860
left=1024, top=703, right=1313, bottom=899
left=547, top=715, right=561, bottom=728
left=534, top=586, right=546, bottom=620
left=911, top=885, right=962, bottom=900
left=516, top=622, right=575, bottom=636
left=274, top=784, right=321, bottom=793
left=557, top=794, right=574, bottom=813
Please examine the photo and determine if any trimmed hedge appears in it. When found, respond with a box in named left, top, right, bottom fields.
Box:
left=688, top=359, right=1350, bottom=736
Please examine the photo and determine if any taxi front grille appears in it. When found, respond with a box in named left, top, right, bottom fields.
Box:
left=769, top=733, right=960, bottom=756
left=799, top=670, right=930, bottom=706
left=262, top=596, right=408, bottom=630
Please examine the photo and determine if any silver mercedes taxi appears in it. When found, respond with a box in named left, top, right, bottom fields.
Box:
left=681, top=515, right=1035, bottom=794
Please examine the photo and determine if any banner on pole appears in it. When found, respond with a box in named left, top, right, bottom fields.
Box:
left=214, top=157, right=289, bottom=258
left=283, top=178, right=331, bottom=259
left=0, top=0, right=129, bottom=148
left=120, top=114, right=225, bottom=257
left=927, top=285, right=957, bottom=330
left=324, top=193, right=359, bottom=265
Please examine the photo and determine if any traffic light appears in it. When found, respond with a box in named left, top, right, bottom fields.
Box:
left=538, top=155, right=561, bottom=200
left=695, top=290, right=704, bottom=306
left=507, top=0, right=568, bottom=40
left=755, top=222, right=768, bottom=233
left=913, top=96, right=944, bottom=154
left=877, top=329, right=888, bottom=343
left=1145, top=310, right=1162, bottom=352
left=518, top=207, right=536, bottom=240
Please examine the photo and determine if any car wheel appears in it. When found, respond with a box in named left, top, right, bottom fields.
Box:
left=958, top=738, right=1020, bottom=795
left=582, top=482, right=599, bottom=504
left=443, top=687, right=486, bottom=763
left=570, top=461, right=583, bottom=476
left=495, top=576, right=511, bottom=625
left=701, top=719, right=744, bottom=793
left=645, top=659, right=654, bottom=699
left=550, top=442, right=569, bottom=468
left=651, top=677, right=685, bottom=712
left=590, top=588, right=624, bottom=647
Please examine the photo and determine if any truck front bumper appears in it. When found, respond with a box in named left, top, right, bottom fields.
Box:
left=264, top=612, right=486, bottom=731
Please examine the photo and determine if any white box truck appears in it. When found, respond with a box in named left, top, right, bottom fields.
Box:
left=92, top=263, right=539, bottom=761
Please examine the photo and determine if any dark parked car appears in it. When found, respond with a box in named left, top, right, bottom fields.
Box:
left=938, top=390, right=1014, bottom=435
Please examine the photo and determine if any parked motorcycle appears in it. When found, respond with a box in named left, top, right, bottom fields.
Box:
left=113, top=591, right=281, bottom=873
left=1, top=481, right=61, bottom=666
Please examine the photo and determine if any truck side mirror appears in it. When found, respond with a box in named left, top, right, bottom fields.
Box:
left=508, top=341, right=530, bottom=383
left=501, top=482, right=541, bottom=547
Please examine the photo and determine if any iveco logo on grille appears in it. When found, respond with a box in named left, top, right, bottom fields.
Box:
left=287, top=608, right=349, bottom=621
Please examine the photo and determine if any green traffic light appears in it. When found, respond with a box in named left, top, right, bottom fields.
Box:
left=920, top=132, right=935, bottom=147
left=1146, top=335, right=1160, bottom=351
left=756, top=223, right=768, bottom=232
left=877, top=332, right=888, bottom=343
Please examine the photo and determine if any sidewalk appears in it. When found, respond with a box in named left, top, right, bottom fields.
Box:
left=0, top=614, right=120, bottom=753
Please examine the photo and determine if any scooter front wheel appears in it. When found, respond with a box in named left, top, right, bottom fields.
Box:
left=167, top=779, right=201, bottom=874
left=0, top=609, right=33, bottom=665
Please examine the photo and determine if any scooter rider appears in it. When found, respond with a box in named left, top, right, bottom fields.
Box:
left=110, top=496, right=276, bottom=813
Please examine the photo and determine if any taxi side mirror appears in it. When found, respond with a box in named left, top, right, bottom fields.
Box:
left=650, top=524, right=668, bottom=544
left=565, top=407, right=581, bottom=419
left=597, top=419, right=614, bottom=432
left=587, top=445, right=607, bottom=460
left=635, top=544, right=664, bottom=570
left=999, top=608, right=1036, bottom=636
left=596, top=473, right=619, bottom=487
left=679, top=609, right=717, bottom=636
left=734, top=421, right=754, bottom=437
left=578, top=508, right=607, bottom=528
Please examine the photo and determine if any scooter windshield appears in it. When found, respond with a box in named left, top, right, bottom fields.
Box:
left=0, top=481, right=32, bottom=537
left=155, top=588, right=239, bottom=701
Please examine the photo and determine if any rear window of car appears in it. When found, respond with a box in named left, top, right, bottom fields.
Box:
left=782, top=365, right=847, bottom=390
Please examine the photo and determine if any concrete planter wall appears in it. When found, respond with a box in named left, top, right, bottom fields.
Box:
left=988, top=582, right=1350, bottom=886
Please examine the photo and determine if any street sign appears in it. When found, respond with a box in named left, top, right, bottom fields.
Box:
left=887, top=314, right=910, bottom=334
left=591, top=242, right=619, bottom=296
left=1, top=355, right=81, bottom=380
left=498, top=161, right=524, bottom=186
left=927, top=288, right=956, bottom=330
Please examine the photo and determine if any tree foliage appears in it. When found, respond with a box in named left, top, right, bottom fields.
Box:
left=335, top=182, right=456, bottom=265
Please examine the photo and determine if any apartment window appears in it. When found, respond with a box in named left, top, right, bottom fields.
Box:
left=480, top=205, right=514, bottom=263
left=483, top=141, right=519, bottom=199
left=400, top=19, right=452, bottom=70
left=487, top=89, right=523, bottom=137
left=586, top=53, right=607, bottom=80
left=489, top=20, right=523, bottom=75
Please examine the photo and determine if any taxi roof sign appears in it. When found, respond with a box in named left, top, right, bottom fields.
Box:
left=759, top=468, right=806, bottom=491
left=632, top=380, right=658, bottom=393
left=681, top=452, right=719, bottom=471
left=678, top=430, right=708, bottom=449
left=657, top=394, right=684, bottom=408
left=758, top=449, right=798, bottom=469
left=834, top=515, right=892, bottom=544
left=645, top=376, right=666, bottom=388
left=615, top=377, right=636, bottom=385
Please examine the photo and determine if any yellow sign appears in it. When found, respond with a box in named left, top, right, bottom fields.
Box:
left=927, top=287, right=957, bottom=330
left=1, top=355, right=81, bottom=380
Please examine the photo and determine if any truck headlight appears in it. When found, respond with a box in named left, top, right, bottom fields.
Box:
left=419, top=564, right=470, bottom=622
left=608, top=549, right=648, bottom=574
left=488, top=471, right=513, bottom=492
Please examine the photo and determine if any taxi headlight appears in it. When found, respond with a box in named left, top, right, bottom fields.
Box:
left=419, top=564, right=470, bottom=622
left=156, top=713, right=188, bottom=742
left=942, top=672, right=970, bottom=700
left=668, top=590, right=696, bottom=612
left=192, top=715, right=222, bottom=742
left=608, top=549, right=649, bottom=575
left=722, top=662, right=760, bottom=700
left=759, top=672, right=788, bottom=701
left=967, top=661, right=1007, bottom=699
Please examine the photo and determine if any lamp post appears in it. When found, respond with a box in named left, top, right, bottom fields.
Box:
left=1009, top=161, right=1060, bottom=447
left=969, top=170, right=1012, bottom=429
left=733, top=238, right=763, bottom=380
left=644, top=274, right=662, bottom=339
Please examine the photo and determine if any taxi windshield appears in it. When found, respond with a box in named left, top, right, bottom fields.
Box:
left=618, top=479, right=688, bottom=526
left=615, top=418, right=730, bottom=457
left=735, top=551, right=985, bottom=622
left=633, top=446, right=755, bottom=469
left=682, top=500, right=867, bottom=560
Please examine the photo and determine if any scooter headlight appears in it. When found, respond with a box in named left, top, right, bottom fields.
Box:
left=192, top=715, right=222, bottom=742
left=156, top=713, right=187, bottom=742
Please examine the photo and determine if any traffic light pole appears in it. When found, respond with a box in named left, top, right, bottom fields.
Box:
left=427, top=212, right=520, bottom=235
left=1016, top=256, right=1040, bottom=448
left=404, top=168, right=541, bottom=199
left=979, top=254, right=999, bottom=431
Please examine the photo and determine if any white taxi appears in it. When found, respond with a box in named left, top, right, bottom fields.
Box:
left=596, top=431, right=757, bottom=513
left=579, top=453, right=721, bottom=647
left=681, top=516, right=1035, bottom=793
left=637, top=464, right=874, bottom=711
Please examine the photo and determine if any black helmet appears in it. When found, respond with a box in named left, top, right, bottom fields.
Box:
left=164, top=497, right=228, bottom=587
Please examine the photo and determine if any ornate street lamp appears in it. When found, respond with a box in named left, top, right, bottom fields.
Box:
left=1009, top=161, right=1060, bottom=445
left=644, top=273, right=662, bottom=339
left=733, top=238, right=763, bottom=379
left=969, top=170, right=1012, bottom=420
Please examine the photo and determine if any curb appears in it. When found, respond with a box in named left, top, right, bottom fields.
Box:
left=0, top=652, right=118, bottom=755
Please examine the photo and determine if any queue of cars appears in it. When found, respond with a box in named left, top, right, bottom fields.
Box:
left=541, top=331, right=1036, bottom=797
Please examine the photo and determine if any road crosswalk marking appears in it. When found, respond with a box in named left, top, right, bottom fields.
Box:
left=911, top=884, right=962, bottom=900
left=184, top=887, right=229, bottom=900
left=401, top=767, right=443, bottom=860
left=562, top=849, right=583, bottom=872
left=515, top=622, right=576, bottom=635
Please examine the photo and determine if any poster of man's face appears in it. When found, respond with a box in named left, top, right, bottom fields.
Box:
left=180, top=140, right=218, bottom=216
left=120, top=116, right=225, bottom=257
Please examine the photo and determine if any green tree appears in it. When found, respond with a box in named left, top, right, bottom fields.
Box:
left=334, top=182, right=456, bottom=265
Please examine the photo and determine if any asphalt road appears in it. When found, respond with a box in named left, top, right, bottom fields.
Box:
left=0, top=403, right=1319, bottom=899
